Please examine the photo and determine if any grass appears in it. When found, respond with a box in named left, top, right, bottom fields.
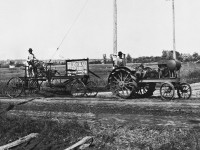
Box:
left=0, top=111, right=91, bottom=149
left=92, top=121, right=200, bottom=150
left=1, top=109, right=200, bottom=149
left=180, top=62, right=200, bottom=83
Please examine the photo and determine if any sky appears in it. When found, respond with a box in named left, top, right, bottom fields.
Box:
left=0, top=0, right=199, bottom=60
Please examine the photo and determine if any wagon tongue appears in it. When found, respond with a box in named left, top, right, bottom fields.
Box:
left=66, top=69, right=77, bottom=71
left=89, top=70, right=101, bottom=79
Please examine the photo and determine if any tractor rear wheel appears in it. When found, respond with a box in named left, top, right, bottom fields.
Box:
left=108, top=68, right=137, bottom=99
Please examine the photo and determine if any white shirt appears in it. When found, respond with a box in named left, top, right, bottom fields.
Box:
left=114, top=57, right=123, bottom=67
left=27, top=53, right=36, bottom=61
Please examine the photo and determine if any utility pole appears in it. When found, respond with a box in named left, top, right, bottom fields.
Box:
left=113, top=0, right=117, bottom=57
left=172, top=0, right=176, bottom=59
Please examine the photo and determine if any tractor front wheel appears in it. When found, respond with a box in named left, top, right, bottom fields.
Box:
left=160, top=82, right=175, bottom=100
left=177, top=83, right=192, bottom=99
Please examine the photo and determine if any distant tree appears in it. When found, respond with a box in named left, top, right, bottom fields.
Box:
left=126, top=53, right=132, bottom=63
left=177, top=54, right=183, bottom=62
left=162, top=50, right=182, bottom=61
left=15, top=62, right=24, bottom=67
left=192, top=52, right=199, bottom=61
left=150, top=56, right=155, bottom=62
left=182, top=53, right=192, bottom=62
left=154, top=56, right=162, bottom=62
left=9, top=61, right=15, bottom=65
left=89, top=60, right=101, bottom=64
left=132, top=58, right=137, bottom=63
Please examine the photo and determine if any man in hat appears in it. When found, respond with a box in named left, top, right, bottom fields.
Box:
left=114, top=51, right=124, bottom=68
left=27, top=48, right=36, bottom=76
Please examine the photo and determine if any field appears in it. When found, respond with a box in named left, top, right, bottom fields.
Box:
left=0, top=62, right=200, bottom=149
left=1, top=62, right=200, bottom=88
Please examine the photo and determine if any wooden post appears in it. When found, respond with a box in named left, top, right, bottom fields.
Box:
left=113, top=0, right=117, bottom=57
left=64, top=136, right=93, bottom=150
left=172, top=0, right=176, bottom=60
left=0, top=133, right=39, bottom=150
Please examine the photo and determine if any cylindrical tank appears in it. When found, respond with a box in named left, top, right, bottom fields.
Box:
left=167, top=59, right=181, bottom=71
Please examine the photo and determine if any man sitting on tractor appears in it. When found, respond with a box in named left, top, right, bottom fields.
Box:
left=114, top=51, right=124, bottom=68
left=27, top=48, right=37, bottom=76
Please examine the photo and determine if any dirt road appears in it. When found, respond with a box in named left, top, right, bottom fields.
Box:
left=1, top=83, right=200, bottom=129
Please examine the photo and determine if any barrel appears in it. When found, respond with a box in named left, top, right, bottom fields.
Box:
left=167, top=59, right=181, bottom=71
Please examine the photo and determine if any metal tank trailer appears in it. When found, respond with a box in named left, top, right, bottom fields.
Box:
left=108, top=59, right=191, bottom=100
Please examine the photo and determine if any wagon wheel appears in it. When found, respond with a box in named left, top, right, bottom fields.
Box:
left=136, top=83, right=156, bottom=98
left=108, top=68, right=137, bottom=99
left=177, top=83, right=192, bottom=99
left=6, top=77, right=24, bottom=98
left=21, top=79, right=30, bottom=95
left=71, top=79, right=86, bottom=97
left=28, top=79, right=40, bottom=94
left=160, top=82, right=175, bottom=100
left=85, top=81, right=98, bottom=97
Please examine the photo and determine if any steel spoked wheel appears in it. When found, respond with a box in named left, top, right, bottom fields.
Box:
left=85, top=81, right=98, bottom=97
left=177, top=83, right=192, bottom=99
left=6, top=77, right=24, bottom=98
left=28, top=79, right=40, bottom=94
left=160, top=82, right=175, bottom=100
left=71, top=79, right=86, bottom=97
left=108, top=68, right=137, bottom=99
left=136, top=83, right=156, bottom=98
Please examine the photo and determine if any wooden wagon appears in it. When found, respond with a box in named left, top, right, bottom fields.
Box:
left=6, top=59, right=98, bottom=98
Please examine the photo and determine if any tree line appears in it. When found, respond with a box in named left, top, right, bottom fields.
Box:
left=102, top=51, right=200, bottom=64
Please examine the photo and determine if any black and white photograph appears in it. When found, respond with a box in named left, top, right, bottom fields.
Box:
left=0, top=0, right=200, bottom=149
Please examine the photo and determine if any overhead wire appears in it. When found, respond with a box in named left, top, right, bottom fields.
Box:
left=49, top=0, right=89, bottom=62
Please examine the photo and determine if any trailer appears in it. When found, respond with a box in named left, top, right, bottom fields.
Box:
left=5, top=58, right=98, bottom=98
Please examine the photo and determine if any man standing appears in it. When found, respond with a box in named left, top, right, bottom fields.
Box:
left=27, top=48, right=36, bottom=76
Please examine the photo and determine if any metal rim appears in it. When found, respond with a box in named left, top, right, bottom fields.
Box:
left=6, top=77, right=24, bottom=98
left=177, top=82, right=192, bottom=99
left=160, top=82, right=175, bottom=100
left=71, top=79, right=86, bottom=97
left=85, top=81, right=98, bottom=97
left=108, top=68, right=137, bottom=99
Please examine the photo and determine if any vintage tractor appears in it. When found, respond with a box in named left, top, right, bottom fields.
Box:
left=108, top=58, right=192, bottom=100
